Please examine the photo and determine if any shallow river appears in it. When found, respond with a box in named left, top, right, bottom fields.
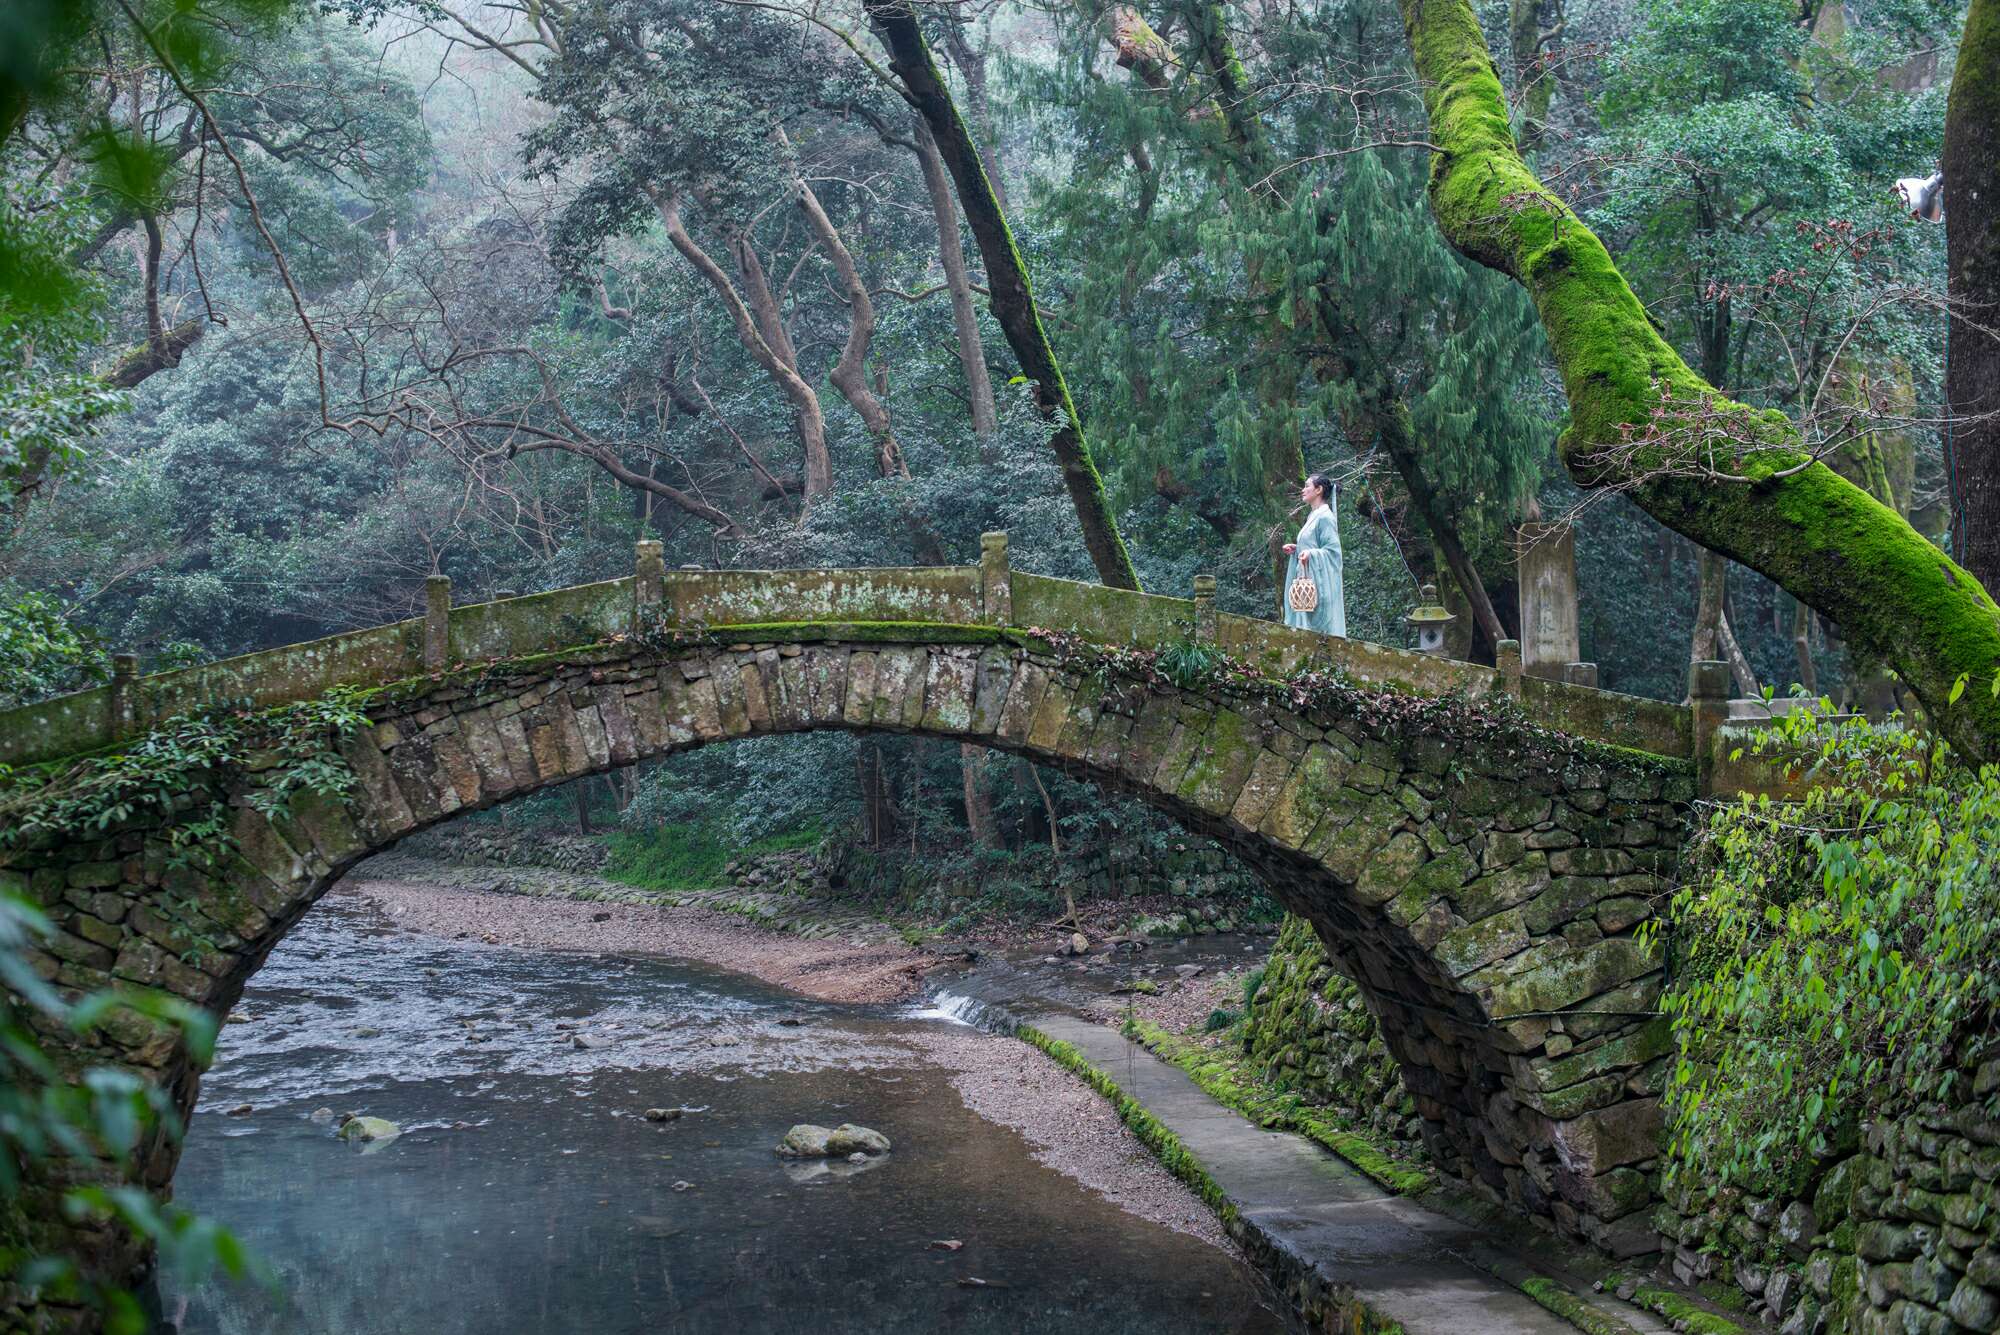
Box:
left=159, top=893, right=1286, bottom=1334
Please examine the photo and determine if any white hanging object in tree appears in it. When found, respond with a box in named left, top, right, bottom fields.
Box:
left=1895, top=171, right=1943, bottom=223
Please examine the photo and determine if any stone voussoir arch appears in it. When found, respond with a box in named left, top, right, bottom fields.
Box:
left=2, top=534, right=1727, bottom=1312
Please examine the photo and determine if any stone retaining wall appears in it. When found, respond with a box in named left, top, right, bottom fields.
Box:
left=1241, top=915, right=1426, bottom=1150
left=823, top=836, right=1271, bottom=924
left=1653, top=1062, right=2000, bottom=1334
left=396, top=827, right=610, bottom=873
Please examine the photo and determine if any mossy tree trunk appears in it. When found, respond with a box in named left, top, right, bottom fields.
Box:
left=868, top=0, right=1142, bottom=591
left=1397, top=0, right=2000, bottom=760
left=1946, top=0, right=2000, bottom=592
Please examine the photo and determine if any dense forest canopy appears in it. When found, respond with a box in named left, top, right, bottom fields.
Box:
left=0, top=0, right=1987, bottom=836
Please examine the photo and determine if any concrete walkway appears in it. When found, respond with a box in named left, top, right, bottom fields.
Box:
left=1031, top=1013, right=1669, bottom=1335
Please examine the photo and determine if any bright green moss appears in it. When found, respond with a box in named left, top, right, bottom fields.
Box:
left=1624, top=1282, right=1748, bottom=1335
left=1126, top=1018, right=1434, bottom=1195
left=1517, top=1277, right=1636, bottom=1335
left=1399, top=0, right=2000, bottom=761
left=1018, top=1025, right=1240, bottom=1226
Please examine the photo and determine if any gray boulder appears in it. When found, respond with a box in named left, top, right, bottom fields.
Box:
left=336, top=1114, right=402, bottom=1144
left=777, top=1122, right=891, bottom=1157
left=826, top=1124, right=892, bottom=1156
left=778, top=1124, right=835, bottom=1157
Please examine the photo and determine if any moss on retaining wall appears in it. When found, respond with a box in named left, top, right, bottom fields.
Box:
left=1239, top=915, right=1426, bottom=1152
left=1019, top=1023, right=1412, bottom=1335
left=1125, top=1018, right=1434, bottom=1195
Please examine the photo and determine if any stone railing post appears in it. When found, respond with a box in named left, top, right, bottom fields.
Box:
left=634, top=540, right=666, bottom=631
left=423, top=576, right=451, bottom=671
left=1496, top=638, right=1524, bottom=698
left=1689, top=659, right=1730, bottom=793
left=1562, top=661, right=1599, bottom=689
left=110, top=654, right=139, bottom=737
left=981, top=531, right=1012, bottom=625
left=1192, top=574, right=1217, bottom=644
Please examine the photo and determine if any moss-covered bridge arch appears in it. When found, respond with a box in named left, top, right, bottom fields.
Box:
left=2, top=538, right=1716, bottom=1308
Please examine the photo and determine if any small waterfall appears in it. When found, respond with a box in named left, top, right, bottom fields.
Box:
left=905, top=989, right=989, bottom=1028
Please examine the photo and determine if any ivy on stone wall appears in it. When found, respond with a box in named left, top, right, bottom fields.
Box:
left=1655, top=703, right=2000, bottom=1199
left=1024, top=626, right=1686, bottom=780
left=0, top=688, right=369, bottom=865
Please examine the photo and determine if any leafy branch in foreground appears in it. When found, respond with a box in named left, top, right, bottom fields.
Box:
left=1, top=892, right=255, bottom=1331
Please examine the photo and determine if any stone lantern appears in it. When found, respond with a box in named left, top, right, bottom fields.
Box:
left=1405, top=584, right=1454, bottom=656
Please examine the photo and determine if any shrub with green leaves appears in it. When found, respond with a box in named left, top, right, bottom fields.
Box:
left=0, top=590, right=107, bottom=710
left=1655, top=697, right=2000, bottom=1197
left=0, top=893, right=254, bottom=1330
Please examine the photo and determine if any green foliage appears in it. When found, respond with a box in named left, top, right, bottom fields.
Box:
left=1240, top=965, right=1266, bottom=1010
left=0, top=590, right=108, bottom=708
left=603, top=822, right=821, bottom=893
left=1655, top=703, right=2000, bottom=1196
left=0, top=189, right=121, bottom=495
left=1125, top=1017, right=1434, bottom=1195
left=1021, top=6, right=1555, bottom=593
left=1591, top=0, right=1948, bottom=412
left=1155, top=637, right=1221, bottom=690
left=0, top=892, right=254, bottom=1326
left=0, top=688, right=367, bottom=866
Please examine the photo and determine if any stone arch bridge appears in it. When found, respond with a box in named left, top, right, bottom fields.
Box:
left=0, top=535, right=1770, bottom=1294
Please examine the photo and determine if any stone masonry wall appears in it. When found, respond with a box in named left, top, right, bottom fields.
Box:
left=1653, top=1054, right=2000, bottom=1335
left=2, top=630, right=1696, bottom=1323
left=397, top=826, right=611, bottom=874
left=1241, top=914, right=1426, bottom=1151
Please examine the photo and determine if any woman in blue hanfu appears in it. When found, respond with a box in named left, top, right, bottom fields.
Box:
left=1282, top=472, right=1347, bottom=637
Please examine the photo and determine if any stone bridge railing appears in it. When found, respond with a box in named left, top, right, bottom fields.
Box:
left=0, top=535, right=1762, bottom=787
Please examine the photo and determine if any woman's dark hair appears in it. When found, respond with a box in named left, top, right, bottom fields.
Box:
left=1306, top=473, right=1335, bottom=504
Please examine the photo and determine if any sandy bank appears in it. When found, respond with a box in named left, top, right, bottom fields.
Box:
left=341, top=875, right=937, bottom=1004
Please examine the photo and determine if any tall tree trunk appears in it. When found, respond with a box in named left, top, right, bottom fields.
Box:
left=1791, top=600, right=1818, bottom=695
left=1372, top=399, right=1508, bottom=653
left=869, top=0, right=1142, bottom=591
left=961, top=744, right=996, bottom=848
left=1690, top=545, right=1726, bottom=665
left=570, top=782, right=595, bottom=835
left=915, top=120, right=999, bottom=442
left=1507, top=0, right=1562, bottom=154
left=1027, top=764, right=1076, bottom=927
left=1396, top=0, right=2000, bottom=762
left=1945, top=0, right=2000, bottom=589
left=784, top=130, right=909, bottom=478
left=1175, top=5, right=1308, bottom=608
left=650, top=188, right=834, bottom=505
left=1716, top=610, right=1759, bottom=697
left=938, top=15, right=1007, bottom=212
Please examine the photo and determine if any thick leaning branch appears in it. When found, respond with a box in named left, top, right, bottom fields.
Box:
left=1398, top=0, right=2000, bottom=760
left=866, top=0, right=1142, bottom=591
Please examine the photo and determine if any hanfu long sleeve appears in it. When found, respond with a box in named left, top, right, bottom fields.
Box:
left=1283, top=505, right=1347, bottom=638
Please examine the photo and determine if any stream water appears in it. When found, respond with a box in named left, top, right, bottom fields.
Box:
left=157, top=893, right=1287, bottom=1334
